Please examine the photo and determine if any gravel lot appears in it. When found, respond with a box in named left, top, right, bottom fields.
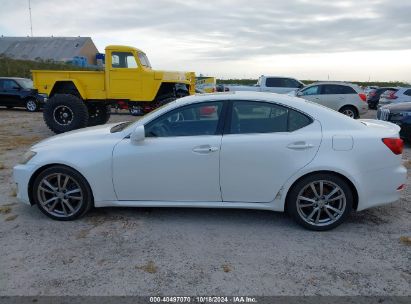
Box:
left=0, top=107, right=410, bottom=296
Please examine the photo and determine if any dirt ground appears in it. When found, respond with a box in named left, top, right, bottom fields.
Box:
left=0, top=107, right=410, bottom=296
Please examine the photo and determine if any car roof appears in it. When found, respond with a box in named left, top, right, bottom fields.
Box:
left=135, top=91, right=364, bottom=132
left=310, top=81, right=358, bottom=87
left=0, top=77, right=30, bottom=80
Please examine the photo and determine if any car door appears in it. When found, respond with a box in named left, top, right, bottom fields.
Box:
left=318, top=84, right=346, bottom=110
left=107, top=51, right=142, bottom=100
left=220, top=100, right=322, bottom=203
left=0, top=79, right=21, bottom=106
left=298, top=85, right=321, bottom=104
left=112, top=101, right=226, bottom=202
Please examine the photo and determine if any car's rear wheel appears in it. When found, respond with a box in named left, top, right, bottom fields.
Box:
left=339, top=106, right=358, bottom=118
left=26, top=99, right=38, bottom=112
left=287, top=173, right=353, bottom=231
left=32, top=166, right=93, bottom=220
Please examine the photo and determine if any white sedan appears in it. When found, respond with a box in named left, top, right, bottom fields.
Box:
left=13, top=92, right=406, bottom=230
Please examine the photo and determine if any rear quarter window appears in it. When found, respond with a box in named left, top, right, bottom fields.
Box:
left=288, top=109, right=313, bottom=131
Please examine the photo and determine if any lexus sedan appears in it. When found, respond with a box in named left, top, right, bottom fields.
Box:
left=13, top=92, right=406, bottom=230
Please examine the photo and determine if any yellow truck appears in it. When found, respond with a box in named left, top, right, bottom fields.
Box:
left=32, top=45, right=196, bottom=133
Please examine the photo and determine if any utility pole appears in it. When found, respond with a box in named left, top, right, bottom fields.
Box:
left=28, top=0, right=33, bottom=36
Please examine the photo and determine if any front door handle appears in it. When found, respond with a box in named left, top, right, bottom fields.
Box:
left=192, top=145, right=219, bottom=154
left=287, top=142, right=314, bottom=150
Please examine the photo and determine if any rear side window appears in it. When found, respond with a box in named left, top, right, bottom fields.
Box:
left=265, top=78, right=301, bottom=88
left=230, top=101, right=312, bottom=134
left=265, top=78, right=282, bottom=87
left=321, top=85, right=355, bottom=95
left=404, top=89, right=411, bottom=96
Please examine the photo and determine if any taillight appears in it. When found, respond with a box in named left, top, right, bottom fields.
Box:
left=387, top=91, right=398, bottom=100
left=359, top=93, right=367, bottom=102
left=382, top=138, right=403, bottom=155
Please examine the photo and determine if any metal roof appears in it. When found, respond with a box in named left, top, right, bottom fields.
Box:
left=0, top=36, right=95, bottom=61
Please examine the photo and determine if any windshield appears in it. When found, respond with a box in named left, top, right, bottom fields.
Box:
left=16, top=79, right=33, bottom=89
left=138, top=52, right=152, bottom=68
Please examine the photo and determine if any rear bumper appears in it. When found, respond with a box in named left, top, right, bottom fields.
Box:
left=357, top=164, right=407, bottom=211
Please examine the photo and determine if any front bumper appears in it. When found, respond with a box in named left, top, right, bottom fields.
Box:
left=13, top=164, right=38, bottom=205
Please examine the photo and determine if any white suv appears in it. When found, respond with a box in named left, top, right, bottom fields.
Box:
left=379, top=87, right=411, bottom=107
left=295, top=82, right=368, bottom=118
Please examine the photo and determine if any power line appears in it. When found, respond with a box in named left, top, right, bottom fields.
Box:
left=28, top=0, right=33, bottom=36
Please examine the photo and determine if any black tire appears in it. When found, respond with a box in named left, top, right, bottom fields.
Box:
left=339, top=105, right=358, bottom=119
left=25, top=99, right=38, bottom=112
left=32, top=165, right=93, bottom=221
left=43, top=94, right=89, bottom=133
left=87, top=104, right=111, bottom=126
left=286, top=173, right=353, bottom=231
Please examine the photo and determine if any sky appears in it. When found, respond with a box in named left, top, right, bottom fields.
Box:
left=1, top=0, right=411, bottom=82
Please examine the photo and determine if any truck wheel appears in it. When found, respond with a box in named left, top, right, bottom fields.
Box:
left=43, top=94, right=89, bottom=134
left=88, top=104, right=111, bottom=126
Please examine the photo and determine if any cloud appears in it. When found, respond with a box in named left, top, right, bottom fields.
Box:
left=1, top=0, right=411, bottom=81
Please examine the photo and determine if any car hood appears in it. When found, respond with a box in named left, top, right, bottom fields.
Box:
left=32, top=122, right=124, bottom=149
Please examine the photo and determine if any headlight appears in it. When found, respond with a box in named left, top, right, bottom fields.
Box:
left=19, top=151, right=37, bottom=164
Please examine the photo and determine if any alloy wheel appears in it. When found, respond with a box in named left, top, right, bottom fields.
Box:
left=296, top=180, right=346, bottom=227
left=26, top=100, right=37, bottom=112
left=37, top=173, right=84, bottom=218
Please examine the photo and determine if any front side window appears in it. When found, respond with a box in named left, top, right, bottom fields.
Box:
left=404, top=89, right=411, bottom=96
left=230, top=101, right=312, bottom=134
left=145, top=102, right=224, bottom=137
left=301, top=85, right=319, bottom=96
left=111, top=52, right=138, bottom=68
left=1, top=80, right=19, bottom=90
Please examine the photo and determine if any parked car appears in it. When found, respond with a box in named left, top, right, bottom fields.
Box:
left=378, top=88, right=411, bottom=108
left=0, top=77, right=47, bottom=112
left=225, top=76, right=304, bottom=94
left=377, top=103, right=411, bottom=141
left=367, top=87, right=398, bottom=109
left=364, top=86, right=379, bottom=95
left=14, top=92, right=406, bottom=231
left=294, top=82, right=368, bottom=118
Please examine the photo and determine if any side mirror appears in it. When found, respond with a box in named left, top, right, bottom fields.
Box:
left=296, top=91, right=303, bottom=97
left=130, top=125, right=145, bottom=143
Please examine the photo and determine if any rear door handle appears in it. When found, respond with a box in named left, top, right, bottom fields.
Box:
left=287, top=142, right=314, bottom=150
left=193, top=145, right=219, bottom=154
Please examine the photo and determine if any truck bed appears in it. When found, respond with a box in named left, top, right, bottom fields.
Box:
left=32, top=70, right=106, bottom=100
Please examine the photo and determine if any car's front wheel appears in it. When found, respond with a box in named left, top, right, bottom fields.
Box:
left=26, top=99, right=38, bottom=112
left=32, top=166, right=93, bottom=220
left=287, top=173, right=353, bottom=231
